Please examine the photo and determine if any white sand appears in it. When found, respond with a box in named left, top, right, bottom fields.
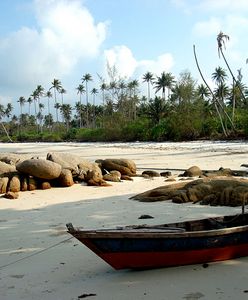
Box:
left=0, top=141, right=248, bottom=300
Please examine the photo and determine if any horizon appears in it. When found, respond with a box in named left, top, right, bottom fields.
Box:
left=0, top=0, right=248, bottom=115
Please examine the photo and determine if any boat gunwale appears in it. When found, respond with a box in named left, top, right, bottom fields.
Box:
left=68, top=224, right=248, bottom=239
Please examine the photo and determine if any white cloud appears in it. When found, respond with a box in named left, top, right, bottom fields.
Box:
left=193, top=17, right=221, bottom=37
left=0, top=0, right=108, bottom=95
left=104, top=46, right=174, bottom=80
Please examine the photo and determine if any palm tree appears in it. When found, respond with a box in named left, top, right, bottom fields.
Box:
left=17, top=96, right=26, bottom=116
left=217, top=31, right=246, bottom=105
left=35, top=85, right=45, bottom=114
left=142, top=71, right=154, bottom=102
left=60, top=88, right=66, bottom=105
left=60, top=104, right=72, bottom=131
left=82, top=73, right=92, bottom=127
left=0, top=104, right=13, bottom=142
left=146, top=96, right=167, bottom=124
left=100, top=82, right=107, bottom=106
left=50, top=79, right=62, bottom=120
left=196, top=84, right=210, bottom=101
left=45, top=91, right=53, bottom=117
left=91, top=88, right=98, bottom=128
left=5, top=103, right=13, bottom=121
left=76, top=84, right=85, bottom=128
left=26, top=97, right=33, bottom=115
left=154, top=72, right=174, bottom=100
left=212, top=67, right=228, bottom=86
left=54, top=102, right=61, bottom=123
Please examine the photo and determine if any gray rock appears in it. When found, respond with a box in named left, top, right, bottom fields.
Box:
left=16, top=159, right=62, bottom=180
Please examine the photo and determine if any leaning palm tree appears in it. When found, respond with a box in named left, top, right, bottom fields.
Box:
left=76, top=84, right=85, bottom=128
left=193, top=44, right=234, bottom=136
left=217, top=31, right=246, bottom=104
left=81, top=73, right=92, bottom=127
left=0, top=104, right=13, bottom=142
left=142, top=71, right=154, bottom=102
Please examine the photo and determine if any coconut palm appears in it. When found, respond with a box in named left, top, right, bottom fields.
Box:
left=26, top=97, right=33, bottom=115
left=17, top=96, right=26, bottom=116
left=212, top=67, right=228, bottom=86
left=0, top=104, right=13, bottom=142
left=82, top=73, right=92, bottom=127
left=60, top=88, right=66, bottom=105
left=50, top=79, right=62, bottom=120
left=60, top=104, right=72, bottom=131
left=54, top=102, right=61, bottom=123
left=76, top=84, right=85, bottom=128
left=91, top=88, right=98, bottom=128
left=196, top=84, right=210, bottom=101
left=217, top=31, right=246, bottom=105
left=154, top=72, right=175, bottom=100
left=45, top=91, right=52, bottom=117
left=142, top=71, right=154, bottom=102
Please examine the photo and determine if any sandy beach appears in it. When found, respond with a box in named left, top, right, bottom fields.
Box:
left=1, top=141, right=248, bottom=300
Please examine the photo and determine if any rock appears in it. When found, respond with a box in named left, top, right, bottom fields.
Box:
left=142, top=170, right=160, bottom=177
left=3, top=191, right=19, bottom=199
left=86, top=170, right=110, bottom=186
left=131, top=178, right=248, bottom=207
left=28, top=177, right=38, bottom=191
left=47, top=152, right=80, bottom=175
left=138, top=214, right=154, bottom=219
left=8, top=174, right=21, bottom=192
left=121, top=175, right=133, bottom=181
left=0, top=153, right=31, bottom=165
left=0, top=177, right=9, bottom=194
left=96, top=159, right=136, bottom=176
left=16, top=159, right=62, bottom=180
left=103, top=171, right=121, bottom=182
left=181, top=166, right=202, bottom=177
left=160, top=171, right=172, bottom=177
left=57, top=169, right=74, bottom=187
left=20, top=176, right=28, bottom=191
left=40, top=181, right=52, bottom=190
left=0, top=161, right=16, bottom=175
left=78, top=162, right=102, bottom=181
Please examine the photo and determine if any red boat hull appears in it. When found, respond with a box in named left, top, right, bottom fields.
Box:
left=99, top=243, right=248, bottom=269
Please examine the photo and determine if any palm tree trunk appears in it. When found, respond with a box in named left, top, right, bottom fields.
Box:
left=220, top=48, right=247, bottom=103
left=193, top=45, right=235, bottom=136
left=1, top=122, right=13, bottom=142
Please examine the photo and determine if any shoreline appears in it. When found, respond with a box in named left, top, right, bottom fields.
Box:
left=0, top=141, right=248, bottom=300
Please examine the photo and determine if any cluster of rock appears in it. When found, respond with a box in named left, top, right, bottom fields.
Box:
left=0, top=152, right=137, bottom=199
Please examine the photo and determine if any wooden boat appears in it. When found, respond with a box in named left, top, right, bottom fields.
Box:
left=66, top=212, right=248, bottom=270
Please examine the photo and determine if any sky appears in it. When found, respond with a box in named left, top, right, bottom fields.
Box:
left=0, top=0, right=248, bottom=115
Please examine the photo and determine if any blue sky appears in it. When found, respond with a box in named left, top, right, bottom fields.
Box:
left=0, top=0, right=248, bottom=114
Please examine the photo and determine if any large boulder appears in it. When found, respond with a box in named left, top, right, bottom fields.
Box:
left=47, top=152, right=80, bottom=175
left=181, top=166, right=202, bottom=177
left=16, top=159, right=62, bottom=180
left=131, top=178, right=248, bottom=207
left=96, top=159, right=136, bottom=176
left=0, top=153, right=31, bottom=165
left=0, top=161, right=16, bottom=175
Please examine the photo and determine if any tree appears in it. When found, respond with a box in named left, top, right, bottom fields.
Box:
left=45, top=91, right=53, bottom=124
left=82, top=73, right=92, bottom=127
left=60, top=104, right=72, bottom=131
left=217, top=31, right=246, bottom=105
left=146, top=96, right=167, bottom=124
left=17, top=96, right=26, bottom=116
left=0, top=104, right=13, bottom=142
left=91, top=88, right=98, bottom=128
left=76, top=84, right=85, bottom=128
left=142, top=71, right=154, bottom=102
left=154, top=72, right=175, bottom=100
left=26, top=97, right=33, bottom=115
left=50, top=79, right=62, bottom=101
left=60, top=88, right=66, bottom=105
left=212, top=67, right=228, bottom=86
left=54, top=102, right=61, bottom=123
